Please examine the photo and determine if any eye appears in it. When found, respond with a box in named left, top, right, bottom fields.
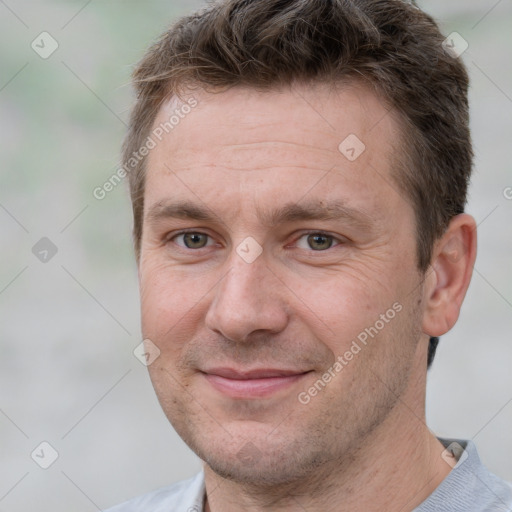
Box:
left=295, top=232, right=342, bottom=251
left=171, top=231, right=214, bottom=249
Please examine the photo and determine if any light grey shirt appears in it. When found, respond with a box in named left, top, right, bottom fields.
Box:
left=105, top=438, right=512, bottom=511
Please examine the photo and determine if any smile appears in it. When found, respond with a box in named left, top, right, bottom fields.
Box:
left=201, top=368, right=312, bottom=399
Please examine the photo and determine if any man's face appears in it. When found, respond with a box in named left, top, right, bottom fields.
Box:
left=139, top=83, right=428, bottom=485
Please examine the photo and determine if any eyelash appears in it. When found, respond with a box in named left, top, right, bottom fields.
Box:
left=167, top=230, right=345, bottom=252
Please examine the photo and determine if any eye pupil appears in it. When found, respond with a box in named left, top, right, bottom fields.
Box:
left=184, top=233, right=207, bottom=248
left=179, top=233, right=335, bottom=251
left=307, top=234, right=332, bottom=251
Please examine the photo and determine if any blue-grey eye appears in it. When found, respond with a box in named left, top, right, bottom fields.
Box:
left=305, top=233, right=334, bottom=251
left=181, top=233, right=209, bottom=249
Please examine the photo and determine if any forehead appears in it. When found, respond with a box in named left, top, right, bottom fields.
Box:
left=144, top=82, right=408, bottom=224
left=153, top=83, right=396, bottom=163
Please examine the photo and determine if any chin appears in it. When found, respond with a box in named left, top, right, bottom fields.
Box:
left=189, top=428, right=329, bottom=487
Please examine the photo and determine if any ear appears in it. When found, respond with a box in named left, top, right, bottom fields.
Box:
left=422, top=213, right=477, bottom=337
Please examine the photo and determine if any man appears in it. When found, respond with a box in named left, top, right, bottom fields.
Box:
left=107, top=0, right=512, bottom=510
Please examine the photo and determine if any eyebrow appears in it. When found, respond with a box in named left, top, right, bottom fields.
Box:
left=145, top=199, right=375, bottom=231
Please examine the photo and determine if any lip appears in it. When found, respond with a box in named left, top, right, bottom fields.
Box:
left=201, top=367, right=311, bottom=399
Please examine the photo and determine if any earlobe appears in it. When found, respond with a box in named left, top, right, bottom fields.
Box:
left=422, top=214, right=477, bottom=337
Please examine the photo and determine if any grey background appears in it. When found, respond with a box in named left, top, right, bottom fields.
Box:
left=0, top=0, right=511, bottom=510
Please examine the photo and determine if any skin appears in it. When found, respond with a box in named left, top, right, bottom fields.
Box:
left=138, top=82, right=477, bottom=512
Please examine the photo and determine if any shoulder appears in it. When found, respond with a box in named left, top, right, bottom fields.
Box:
left=103, top=471, right=205, bottom=512
left=416, top=438, right=512, bottom=512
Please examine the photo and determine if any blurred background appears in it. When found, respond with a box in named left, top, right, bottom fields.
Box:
left=1, top=0, right=511, bottom=510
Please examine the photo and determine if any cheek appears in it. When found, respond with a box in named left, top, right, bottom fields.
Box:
left=139, top=257, right=210, bottom=343
left=297, top=275, right=414, bottom=380
left=290, top=263, right=397, bottom=333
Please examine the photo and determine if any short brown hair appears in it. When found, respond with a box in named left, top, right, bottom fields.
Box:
left=123, top=0, right=473, bottom=364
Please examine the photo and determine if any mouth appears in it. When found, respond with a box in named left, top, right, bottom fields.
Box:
left=200, top=367, right=312, bottom=399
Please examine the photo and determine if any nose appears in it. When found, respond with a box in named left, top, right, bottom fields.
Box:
left=204, top=248, right=289, bottom=343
